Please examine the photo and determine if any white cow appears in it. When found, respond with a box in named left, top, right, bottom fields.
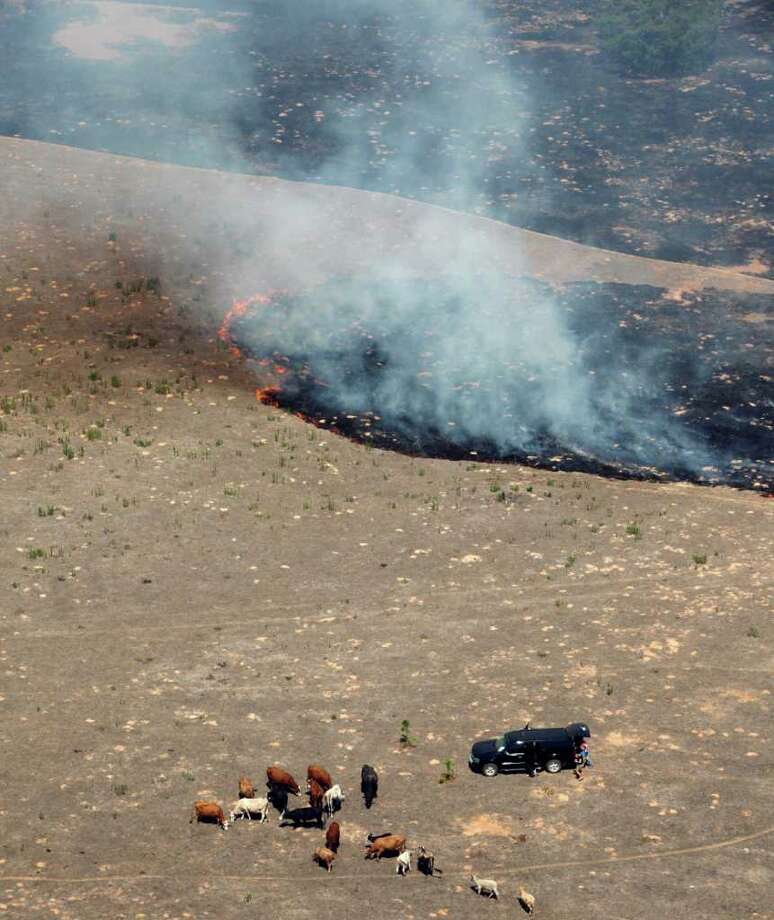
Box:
left=230, top=796, right=270, bottom=823
left=396, top=850, right=412, bottom=876
left=470, top=874, right=499, bottom=899
left=322, top=783, right=345, bottom=817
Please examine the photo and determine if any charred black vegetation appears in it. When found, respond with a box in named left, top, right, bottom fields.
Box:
left=226, top=277, right=772, bottom=491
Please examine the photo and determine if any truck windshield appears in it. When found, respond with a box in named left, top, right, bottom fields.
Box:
left=495, top=735, right=506, bottom=750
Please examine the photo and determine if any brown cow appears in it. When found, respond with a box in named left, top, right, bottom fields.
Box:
left=313, top=846, right=336, bottom=872
left=239, top=775, right=255, bottom=799
left=308, top=778, right=325, bottom=812
left=190, top=800, right=229, bottom=829
left=307, top=764, right=333, bottom=791
left=266, top=766, right=300, bottom=795
left=365, top=834, right=406, bottom=859
left=325, top=820, right=341, bottom=853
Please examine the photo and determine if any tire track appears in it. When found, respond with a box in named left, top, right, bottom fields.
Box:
left=1, top=824, right=771, bottom=886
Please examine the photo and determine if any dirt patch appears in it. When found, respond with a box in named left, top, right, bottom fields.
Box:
left=459, top=814, right=516, bottom=838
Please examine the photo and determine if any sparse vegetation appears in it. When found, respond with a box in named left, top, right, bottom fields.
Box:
left=439, top=757, right=456, bottom=784
left=692, top=553, right=707, bottom=565
left=399, top=719, right=416, bottom=747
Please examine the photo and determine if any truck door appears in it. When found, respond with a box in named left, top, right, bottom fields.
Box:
left=502, top=738, right=528, bottom=771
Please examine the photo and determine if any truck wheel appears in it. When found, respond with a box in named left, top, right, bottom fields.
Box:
left=544, top=758, right=562, bottom=774
left=482, top=763, right=499, bottom=778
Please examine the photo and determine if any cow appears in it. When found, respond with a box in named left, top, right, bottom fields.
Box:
left=239, top=775, right=256, bottom=799
left=266, top=766, right=300, bottom=796
left=313, top=846, right=336, bottom=872
left=308, top=778, right=325, bottom=813
left=396, top=850, right=412, bottom=876
left=365, top=834, right=406, bottom=859
left=190, top=800, right=229, bottom=830
left=267, top=784, right=289, bottom=816
left=470, top=875, right=499, bottom=899
left=417, top=845, right=441, bottom=877
left=325, top=820, right=341, bottom=853
left=230, top=796, right=269, bottom=823
left=361, top=764, right=378, bottom=808
left=517, top=886, right=536, bottom=914
left=322, top=783, right=345, bottom=817
left=307, top=764, right=333, bottom=792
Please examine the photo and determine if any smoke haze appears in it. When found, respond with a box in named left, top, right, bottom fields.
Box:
left=1, top=0, right=771, bottom=487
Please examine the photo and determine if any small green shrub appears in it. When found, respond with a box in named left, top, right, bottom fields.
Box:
left=399, top=719, right=416, bottom=747
left=439, top=757, right=456, bottom=784
left=692, top=553, right=707, bottom=565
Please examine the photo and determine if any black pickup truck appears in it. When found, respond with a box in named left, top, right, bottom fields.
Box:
left=469, top=722, right=590, bottom=777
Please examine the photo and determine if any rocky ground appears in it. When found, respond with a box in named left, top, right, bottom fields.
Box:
left=0, top=140, right=772, bottom=918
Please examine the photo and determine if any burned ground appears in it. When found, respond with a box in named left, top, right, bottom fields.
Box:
left=224, top=278, right=773, bottom=490
left=0, top=141, right=772, bottom=919
left=0, top=1, right=772, bottom=275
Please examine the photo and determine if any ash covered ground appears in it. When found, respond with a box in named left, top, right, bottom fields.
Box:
left=0, top=0, right=772, bottom=273
left=227, top=278, right=773, bottom=490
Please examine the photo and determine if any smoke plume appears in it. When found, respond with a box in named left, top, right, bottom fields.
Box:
left=2, top=0, right=770, bottom=487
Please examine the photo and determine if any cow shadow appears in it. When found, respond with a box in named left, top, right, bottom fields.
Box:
left=279, top=805, right=324, bottom=829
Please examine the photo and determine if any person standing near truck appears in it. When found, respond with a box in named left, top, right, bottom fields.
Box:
left=574, top=738, right=592, bottom=780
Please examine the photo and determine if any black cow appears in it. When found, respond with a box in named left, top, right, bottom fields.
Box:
left=417, top=845, right=442, bottom=877
left=267, top=785, right=289, bottom=816
left=361, top=764, right=378, bottom=809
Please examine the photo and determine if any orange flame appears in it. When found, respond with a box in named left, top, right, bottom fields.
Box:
left=218, top=291, right=290, bottom=405
left=217, top=292, right=276, bottom=358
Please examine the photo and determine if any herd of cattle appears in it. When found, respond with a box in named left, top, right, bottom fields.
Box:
left=190, top=762, right=536, bottom=911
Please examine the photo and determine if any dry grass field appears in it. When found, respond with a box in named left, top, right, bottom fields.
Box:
left=0, top=139, right=772, bottom=919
